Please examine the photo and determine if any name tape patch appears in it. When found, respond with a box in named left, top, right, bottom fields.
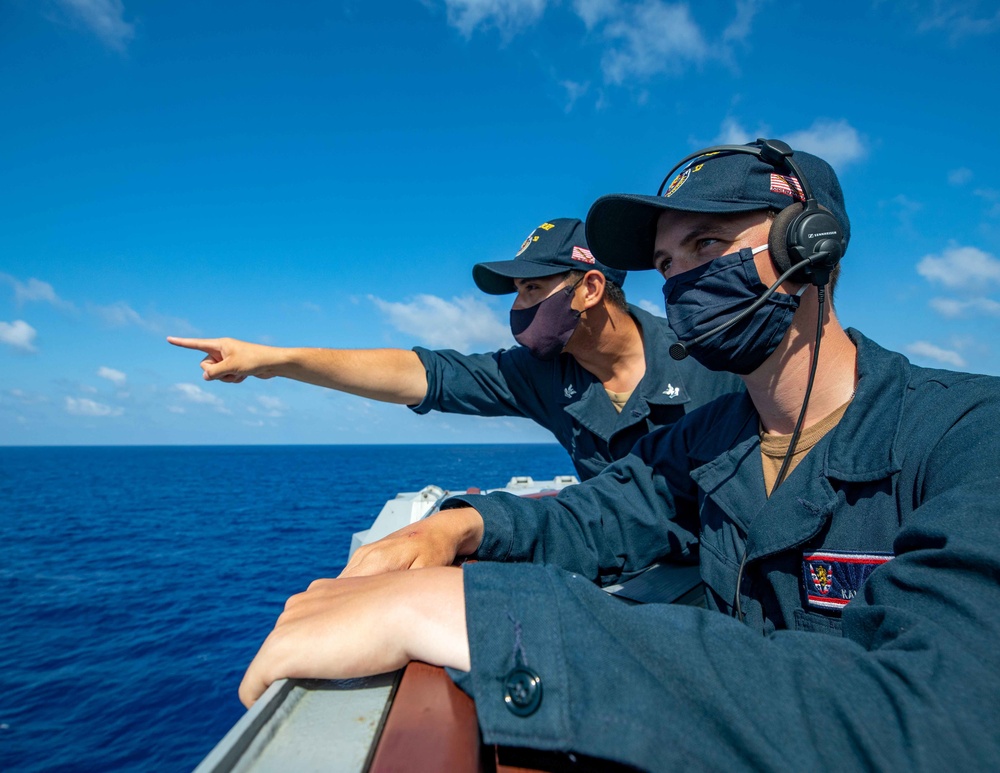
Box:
left=802, top=550, right=893, bottom=611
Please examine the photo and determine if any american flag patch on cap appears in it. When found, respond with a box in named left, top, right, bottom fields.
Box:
left=571, top=246, right=596, bottom=264
left=771, top=173, right=805, bottom=202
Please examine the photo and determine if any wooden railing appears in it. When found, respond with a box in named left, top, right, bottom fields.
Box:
left=367, top=662, right=484, bottom=772
left=368, top=663, right=638, bottom=773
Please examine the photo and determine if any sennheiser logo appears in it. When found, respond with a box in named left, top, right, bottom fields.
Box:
left=808, top=231, right=838, bottom=238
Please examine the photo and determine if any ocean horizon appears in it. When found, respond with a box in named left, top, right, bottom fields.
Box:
left=1, top=444, right=573, bottom=772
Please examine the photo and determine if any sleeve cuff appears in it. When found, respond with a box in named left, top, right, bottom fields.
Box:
left=453, top=561, right=573, bottom=750
left=441, top=493, right=515, bottom=561
left=407, top=347, right=436, bottom=414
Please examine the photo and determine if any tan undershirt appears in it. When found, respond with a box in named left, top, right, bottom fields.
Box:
left=605, top=388, right=634, bottom=413
left=760, top=398, right=852, bottom=496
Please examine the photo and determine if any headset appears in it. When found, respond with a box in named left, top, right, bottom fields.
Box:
left=657, top=138, right=846, bottom=287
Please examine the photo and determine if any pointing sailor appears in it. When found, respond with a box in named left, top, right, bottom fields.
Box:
left=169, top=217, right=740, bottom=480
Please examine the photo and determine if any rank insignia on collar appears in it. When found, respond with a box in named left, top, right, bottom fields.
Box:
left=802, top=550, right=893, bottom=611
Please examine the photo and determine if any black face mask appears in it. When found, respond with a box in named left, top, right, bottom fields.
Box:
left=664, top=245, right=805, bottom=375
left=509, top=279, right=583, bottom=361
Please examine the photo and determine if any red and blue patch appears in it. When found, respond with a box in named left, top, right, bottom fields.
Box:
left=802, top=550, right=893, bottom=611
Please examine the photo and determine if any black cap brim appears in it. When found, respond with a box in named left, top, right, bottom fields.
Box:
left=586, top=192, right=777, bottom=271
left=472, top=259, right=568, bottom=295
left=585, top=194, right=670, bottom=272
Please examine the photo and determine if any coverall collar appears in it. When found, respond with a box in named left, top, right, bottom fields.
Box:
left=564, top=305, right=692, bottom=442
left=689, top=329, right=908, bottom=561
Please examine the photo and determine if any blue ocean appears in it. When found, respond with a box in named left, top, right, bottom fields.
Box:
left=0, top=444, right=572, bottom=772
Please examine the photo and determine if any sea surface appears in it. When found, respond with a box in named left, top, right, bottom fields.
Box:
left=0, top=444, right=572, bottom=772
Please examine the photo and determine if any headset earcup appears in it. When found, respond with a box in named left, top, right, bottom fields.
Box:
left=768, top=203, right=804, bottom=278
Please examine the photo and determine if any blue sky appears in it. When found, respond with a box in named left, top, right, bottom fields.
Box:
left=2, top=0, right=999, bottom=446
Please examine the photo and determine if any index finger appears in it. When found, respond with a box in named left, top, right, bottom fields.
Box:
left=167, top=336, right=219, bottom=353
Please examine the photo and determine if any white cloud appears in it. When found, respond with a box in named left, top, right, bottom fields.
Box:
left=173, top=383, right=231, bottom=413
left=917, top=245, right=1000, bottom=291
left=248, top=395, right=287, bottom=418
left=712, top=117, right=763, bottom=145
left=98, top=366, right=127, bottom=386
left=601, top=1, right=709, bottom=84
left=636, top=299, right=665, bottom=316
left=784, top=119, right=867, bottom=169
left=948, top=167, right=973, bottom=186
left=55, top=0, right=135, bottom=52
left=435, top=0, right=760, bottom=92
left=722, top=0, right=761, bottom=42
left=973, top=187, right=1000, bottom=217
left=573, top=0, right=618, bottom=29
left=878, top=194, right=925, bottom=234
left=91, top=301, right=148, bottom=328
left=0, top=274, right=75, bottom=310
left=370, top=293, right=512, bottom=350
left=257, top=395, right=285, bottom=411
left=906, top=341, right=966, bottom=368
left=707, top=118, right=866, bottom=170
left=442, top=0, right=548, bottom=37
left=7, top=389, right=48, bottom=405
left=0, top=320, right=38, bottom=352
left=561, top=79, right=590, bottom=112
left=65, top=396, right=124, bottom=417
left=888, top=194, right=923, bottom=216
left=929, top=297, right=1000, bottom=317
left=89, top=301, right=195, bottom=335
left=915, top=1, right=1000, bottom=40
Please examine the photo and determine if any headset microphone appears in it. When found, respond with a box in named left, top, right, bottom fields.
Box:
left=668, top=253, right=825, bottom=361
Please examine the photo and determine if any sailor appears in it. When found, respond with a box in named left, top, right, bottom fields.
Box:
left=236, top=141, right=1000, bottom=770
left=168, top=218, right=741, bottom=480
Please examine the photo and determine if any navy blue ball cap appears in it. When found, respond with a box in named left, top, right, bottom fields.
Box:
left=585, top=142, right=851, bottom=271
left=473, top=218, right=628, bottom=295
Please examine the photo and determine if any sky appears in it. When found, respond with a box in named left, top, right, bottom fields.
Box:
left=2, top=0, right=1000, bottom=447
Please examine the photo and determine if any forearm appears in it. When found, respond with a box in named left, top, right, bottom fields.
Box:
left=169, top=336, right=429, bottom=402
left=448, top=445, right=695, bottom=584
left=278, top=347, right=428, bottom=404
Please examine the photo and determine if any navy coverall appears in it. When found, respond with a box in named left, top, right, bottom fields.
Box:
left=411, top=305, right=742, bottom=480
left=446, top=331, right=1000, bottom=771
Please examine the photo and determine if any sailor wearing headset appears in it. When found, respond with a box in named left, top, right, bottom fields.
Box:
left=237, top=141, right=1000, bottom=771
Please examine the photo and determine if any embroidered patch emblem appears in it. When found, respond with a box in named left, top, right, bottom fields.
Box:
left=663, top=168, right=690, bottom=198
left=564, top=384, right=577, bottom=399
left=770, top=173, right=805, bottom=202
left=571, top=245, right=596, bottom=264
left=662, top=383, right=680, bottom=398
left=802, top=550, right=892, bottom=611
left=516, top=233, right=539, bottom=257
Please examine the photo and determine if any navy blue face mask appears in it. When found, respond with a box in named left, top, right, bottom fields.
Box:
left=663, top=245, right=805, bottom=375
left=510, top=279, right=583, bottom=361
